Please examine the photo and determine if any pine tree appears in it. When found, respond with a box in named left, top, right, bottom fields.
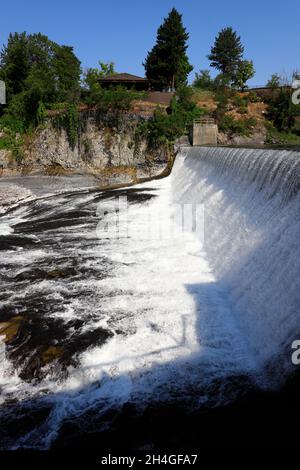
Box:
left=144, top=8, right=193, bottom=91
left=208, top=27, right=244, bottom=82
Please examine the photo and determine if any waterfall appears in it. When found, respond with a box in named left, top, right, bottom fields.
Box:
left=172, top=146, right=300, bottom=380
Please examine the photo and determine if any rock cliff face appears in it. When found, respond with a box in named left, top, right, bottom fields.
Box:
left=217, top=126, right=267, bottom=146
left=0, top=111, right=172, bottom=185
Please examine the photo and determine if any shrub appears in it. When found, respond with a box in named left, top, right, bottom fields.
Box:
left=0, top=129, right=24, bottom=162
left=137, top=86, right=206, bottom=147
left=248, top=91, right=260, bottom=103
left=82, top=137, right=92, bottom=157
left=266, top=89, right=296, bottom=132
left=53, top=103, right=79, bottom=149
left=219, top=114, right=257, bottom=136
left=214, top=91, right=230, bottom=122
left=265, top=123, right=300, bottom=145
left=84, top=85, right=143, bottom=112
left=232, top=94, right=249, bottom=108
left=193, top=70, right=214, bottom=90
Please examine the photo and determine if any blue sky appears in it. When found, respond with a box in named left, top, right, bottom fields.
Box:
left=1, top=0, right=299, bottom=86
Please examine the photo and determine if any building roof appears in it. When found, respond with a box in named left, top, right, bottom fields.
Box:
left=98, top=73, right=149, bottom=83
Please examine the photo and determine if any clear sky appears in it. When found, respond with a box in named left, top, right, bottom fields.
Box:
left=1, top=0, right=299, bottom=86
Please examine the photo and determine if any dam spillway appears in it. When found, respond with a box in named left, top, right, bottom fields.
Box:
left=173, top=146, right=300, bottom=377
left=0, top=146, right=299, bottom=448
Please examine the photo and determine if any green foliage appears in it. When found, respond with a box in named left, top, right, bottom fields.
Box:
left=0, top=129, right=24, bottom=162
left=0, top=32, right=81, bottom=133
left=82, top=61, right=115, bottom=97
left=208, top=27, right=244, bottom=81
left=232, top=93, right=249, bottom=108
left=138, top=86, right=205, bottom=146
left=66, top=104, right=79, bottom=149
left=93, top=86, right=142, bottom=112
left=36, top=101, right=46, bottom=123
left=0, top=133, right=12, bottom=150
left=144, top=8, right=193, bottom=90
left=207, top=28, right=254, bottom=89
left=0, top=32, right=29, bottom=99
left=53, top=103, right=79, bottom=149
left=233, top=60, right=255, bottom=90
left=51, top=44, right=81, bottom=102
left=47, top=102, right=69, bottom=110
left=265, top=122, right=300, bottom=145
left=214, top=88, right=232, bottom=122
left=82, top=62, right=141, bottom=111
left=266, top=73, right=282, bottom=89
left=219, top=114, right=257, bottom=136
left=82, top=137, right=93, bottom=157
left=0, top=92, right=34, bottom=132
left=248, top=91, right=260, bottom=103
left=2, top=33, right=81, bottom=103
left=267, top=89, right=296, bottom=132
left=193, top=70, right=214, bottom=90
left=213, top=73, right=231, bottom=90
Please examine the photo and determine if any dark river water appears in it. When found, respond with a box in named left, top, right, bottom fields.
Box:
left=0, top=175, right=259, bottom=449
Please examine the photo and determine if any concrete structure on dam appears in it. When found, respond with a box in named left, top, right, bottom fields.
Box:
left=191, top=118, right=218, bottom=146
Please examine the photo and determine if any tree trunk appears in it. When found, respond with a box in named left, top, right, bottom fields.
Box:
left=171, top=74, right=175, bottom=92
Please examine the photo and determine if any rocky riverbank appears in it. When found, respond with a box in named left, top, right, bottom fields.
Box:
left=0, top=110, right=173, bottom=213
left=0, top=111, right=171, bottom=180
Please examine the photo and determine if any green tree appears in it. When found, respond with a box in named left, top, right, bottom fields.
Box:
left=233, top=60, right=255, bottom=90
left=138, top=86, right=204, bottom=146
left=83, top=61, right=115, bottom=97
left=267, top=89, right=295, bottom=131
left=144, top=8, right=193, bottom=91
left=0, top=32, right=29, bottom=99
left=0, top=32, right=81, bottom=105
left=266, top=73, right=282, bottom=89
left=193, top=69, right=213, bottom=89
left=0, top=32, right=81, bottom=131
left=52, top=44, right=81, bottom=101
left=208, top=27, right=244, bottom=83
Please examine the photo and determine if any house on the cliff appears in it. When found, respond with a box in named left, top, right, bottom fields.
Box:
left=98, top=72, right=174, bottom=107
left=98, top=73, right=150, bottom=91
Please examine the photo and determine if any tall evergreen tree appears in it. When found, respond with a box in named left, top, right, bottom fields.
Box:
left=207, top=27, right=244, bottom=82
left=144, top=8, right=193, bottom=91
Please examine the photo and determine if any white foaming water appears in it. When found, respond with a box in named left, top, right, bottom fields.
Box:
left=173, top=146, right=300, bottom=378
left=1, top=146, right=298, bottom=448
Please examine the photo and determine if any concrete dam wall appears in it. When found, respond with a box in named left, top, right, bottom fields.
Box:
left=172, top=146, right=300, bottom=381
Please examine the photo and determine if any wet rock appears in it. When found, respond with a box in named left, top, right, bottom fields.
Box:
left=0, top=234, right=39, bottom=250
left=15, top=268, right=48, bottom=281
left=47, top=268, right=77, bottom=278
left=0, top=316, right=23, bottom=342
left=65, top=327, right=114, bottom=357
left=41, top=346, right=63, bottom=364
left=2, top=306, right=113, bottom=382
left=14, top=267, right=77, bottom=282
